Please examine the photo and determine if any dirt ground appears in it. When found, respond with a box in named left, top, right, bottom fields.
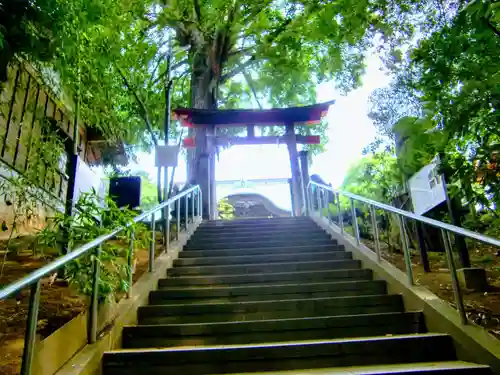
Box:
left=361, top=237, right=500, bottom=339
left=0, top=233, right=164, bottom=375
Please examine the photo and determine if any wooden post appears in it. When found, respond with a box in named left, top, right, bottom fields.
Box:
left=285, top=124, right=302, bottom=216
left=442, top=174, right=471, bottom=268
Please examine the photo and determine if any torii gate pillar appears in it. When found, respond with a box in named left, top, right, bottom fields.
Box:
left=194, top=127, right=217, bottom=220
left=286, top=124, right=303, bottom=216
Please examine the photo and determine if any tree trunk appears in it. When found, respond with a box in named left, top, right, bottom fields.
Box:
left=186, top=52, right=218, bottom=180
left=186, top=52, right=219, bottom=218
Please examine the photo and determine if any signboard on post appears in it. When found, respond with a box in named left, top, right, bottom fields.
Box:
left=409, top=155, right=446, bottom=215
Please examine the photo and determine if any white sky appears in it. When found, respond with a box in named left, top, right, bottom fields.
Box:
left=134, top=53, right=390, bottom=190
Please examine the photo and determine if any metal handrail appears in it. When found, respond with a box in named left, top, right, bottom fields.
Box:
left=307, top=180, right=500, bottom=326
left=0, top=184, right=202, bottom=375
left=308, top=181, right=500, bottom=248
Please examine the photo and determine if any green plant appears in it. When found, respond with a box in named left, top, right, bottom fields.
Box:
left=217, top=198, right=235, bottom=220
left=37, top=190, right=151, bottom=301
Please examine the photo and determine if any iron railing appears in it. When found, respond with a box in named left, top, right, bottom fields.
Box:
left=0, top=185, right=202, bottom=375
left=307, top=181, right=500, bottom=326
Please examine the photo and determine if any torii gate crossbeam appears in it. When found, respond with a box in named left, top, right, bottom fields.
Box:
left=174, top=100, right=334, bottom=219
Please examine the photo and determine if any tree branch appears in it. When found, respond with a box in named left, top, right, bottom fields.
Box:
left=172, top=58, right=189, bottom=70
left=193, top=0, right=202, bottom=22
left=153, top=59, right=189, bottom=85
left=151, top=52, right=169, bottom=79
left=228, top=45, right=257, bottom=57
left=219, top=16, right=294, bottom=84
left=116, top=66, right=158, bottom=146
left=220, top=56, right=256, bottom=83
left=243, top=71, right=262, bottom=109
left=484, top=17, right=500, bottom=37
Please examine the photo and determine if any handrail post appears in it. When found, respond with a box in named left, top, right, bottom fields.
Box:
left=398, top=215, right=414, bottom=285
left=200, top=189, right=203, bottom=220
left=166, top=204, right=170, bottom=251
left=191, top=191, right=195, bottom=224
left=307, top=184, right=313, bottom=215
left=370, top=205, right=382, bottom=262
left=20, top=280, right=41, bottom=375
left=149, top=214, right=155, bottom=272
left=350, top=198, right=360, bottom=245
left=441, top=229, right=468, bottom=324
left=336, top=192, right=344, bottom=234
left=88, top=243, right=101, bottom=344
left=163, top=205, right=168, bottom=251
left=326, top=191, right=332, bottom=224
left=304, top=184, right=310, bottom=216
left=185, top=194, right=189, bottom=231
left=194, top=190, right=198, bottom=218
left=318, top=188, right=324, bottom=217
left=176, top=199, right=180, bottom=240
left=127, top=229, right=135, bottom=299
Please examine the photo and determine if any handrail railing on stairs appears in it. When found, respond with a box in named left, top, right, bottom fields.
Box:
left=307, top=181, right=500, bottom=327
left=0, top=185, right=202, bottom=375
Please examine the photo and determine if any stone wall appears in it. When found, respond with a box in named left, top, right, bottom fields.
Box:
left=0, top=61, right=96, bottom=238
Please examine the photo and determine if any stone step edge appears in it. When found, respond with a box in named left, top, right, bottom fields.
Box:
left=170, top=259, right=359, bottom=272
left=125, top=311, right=422, bottom=331
left=174, top=251, right=350, bottom=264
left=203, top=361, right=491, bottom=375
left=157, top=279, right=383, bottom=292
left=180, top=244, right=344, bottom=254
left=105, top=333, right=449, bottom=355
left=163, top=268, right=369, bottom=281
left=143, top=293, right=395, bottom=309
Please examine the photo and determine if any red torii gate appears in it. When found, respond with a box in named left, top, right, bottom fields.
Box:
left=174, top=101, right=334, bottom=219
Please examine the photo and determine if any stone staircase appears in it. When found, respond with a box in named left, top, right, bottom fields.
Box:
left=103, top=217, right=491, bottom=374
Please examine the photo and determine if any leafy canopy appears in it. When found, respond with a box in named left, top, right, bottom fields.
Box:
left=2, top=0, right=427, bottom=156
left=367, top=0, right=500, bottom=210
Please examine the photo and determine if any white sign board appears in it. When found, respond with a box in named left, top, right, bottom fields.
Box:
left=409, top=156, right=446, bottom=215
left=155, top=145, right=179, bottom=167
left=73, top=157, right=106, bottom=208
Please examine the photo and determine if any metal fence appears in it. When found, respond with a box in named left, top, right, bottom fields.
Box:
left=307, top=180, right=500, bottom=326
left=0, top=185, right=202, bottom=375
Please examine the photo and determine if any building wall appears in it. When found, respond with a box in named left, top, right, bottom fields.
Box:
left=0, top=61, right=91, bottom=238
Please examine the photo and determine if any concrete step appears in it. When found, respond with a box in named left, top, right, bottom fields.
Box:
left=159, top=268, right=373, bottom=287
left=151, top=280, right=387, bottom=305
left=191, top=227, right=327, bottom=239
left=174, top=251, right=352, bottom=267
left=179, top=244, right=345, bottom=258
left=168, top=259, right=362, bottom=277
left=123, top=311, right=425, bottom=348
left=103, top=333, right=457, bottom=374
left=183, top=237, right=334, bottom=250
left=187, top=231, right=330, bottom=246
left=138, top=294, right=404, bottom=324
left=195, top=222, right=320, bottom=233
left=203, top=362, right=492, bottom=374
left=199, top=217, right=312, bottom=227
